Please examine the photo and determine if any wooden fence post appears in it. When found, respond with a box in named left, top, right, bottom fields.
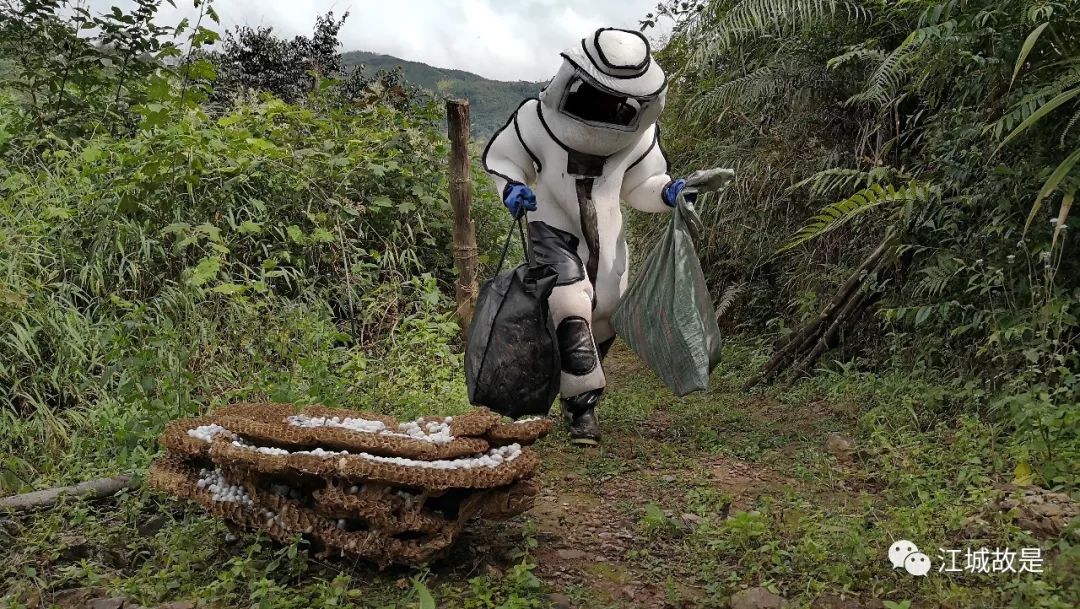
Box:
left=446, top=99, right=479, bottom=334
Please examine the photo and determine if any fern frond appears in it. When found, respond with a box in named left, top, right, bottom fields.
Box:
left=687, top=0, right=871, bottom=64
left=827, top=45, right=887, bottom=70
left=689, top=58, right=829, bottom=116
left=1000, top=85, right=1080, bottom=149
left=690, top=66, right=783, bottom=115
left=1061, top=108, right=1080, bottom=147
left=988, top=91, right=1052, bottom=140
left=913, top=257, right=964, bottom=298
left=715, top=283, right=744, bottom=321
left=987, top=67, right=1080, bottom=140
left=788, top=167, right=900, bottom=198
left=780, top=181, right=935, bottom=252
left=845, top=21, right=956, bottom=108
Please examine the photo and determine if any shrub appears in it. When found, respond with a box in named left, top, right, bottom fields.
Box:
left=651, top=0, right=1080, bottom=484
left=0, top=1, right=497, bottom=488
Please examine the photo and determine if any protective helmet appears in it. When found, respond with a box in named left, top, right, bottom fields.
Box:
left=539, top=28, right=668, bottom=156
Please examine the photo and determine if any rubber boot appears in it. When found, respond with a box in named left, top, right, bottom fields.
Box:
left=562, top=388, right=602, bottom=446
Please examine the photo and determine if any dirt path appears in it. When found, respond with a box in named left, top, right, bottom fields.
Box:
left=525, top=452, right=795, bottom=608
left=8, top=344, right=1066, bottom=609
left=496, top=346, right=819, bottom=608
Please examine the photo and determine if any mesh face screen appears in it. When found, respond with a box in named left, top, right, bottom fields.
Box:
left=559, top=76, right=645, bottom=130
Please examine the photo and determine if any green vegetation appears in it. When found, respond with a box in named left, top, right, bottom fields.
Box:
left=1, top=0, right=1078, bottom=608
left=649, top=0, right=1080, bottom=487
left=343, top=51, right=544, bottom=137
left=0, top=2, right=512, bottom=490
left=5, top=344, right=1076, bottom=608
left=531, top=345, right=1080, bottom=608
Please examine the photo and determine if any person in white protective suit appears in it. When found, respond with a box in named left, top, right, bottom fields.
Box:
left=482, top=28, right=730, bottom=444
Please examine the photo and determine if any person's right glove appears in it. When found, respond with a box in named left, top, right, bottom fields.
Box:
left=502, top=182, right=537, bottom=217
left=662, top=178, right=695, bottom=207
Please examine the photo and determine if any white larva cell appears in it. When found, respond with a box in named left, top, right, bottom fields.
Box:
left=353, top=443, right=522, bottom=470
left=187, top=424, right=229, bottom=443
left=228, top=435, right=523, bottom=470
left=196, top=468, right=254, bottom=505
left=230, top=439, right=290, bottom=456
left=283, top=414, right=456, bottom=445
left=294, top=447, right=349, bottom=458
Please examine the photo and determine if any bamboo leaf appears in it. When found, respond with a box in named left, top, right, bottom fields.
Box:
left=1025, top=147, right=1080, bottom=235
left=413, top=580, right=436, bottom=609
left=914, top=306, right=933, bottom=326
left=1000, top=87, right=1080, bottom=149
left=1012, top=22, right=1050, bottom=86
left=1013, top=461, right=1035, bottom=486
left=780, top=181, right=931, bottom=252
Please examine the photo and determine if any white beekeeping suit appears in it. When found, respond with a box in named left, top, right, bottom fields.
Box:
left=482, top=28, right=690, bottom=444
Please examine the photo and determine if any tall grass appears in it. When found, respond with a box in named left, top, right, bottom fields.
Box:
left=0, top=2, right=505, bottom=490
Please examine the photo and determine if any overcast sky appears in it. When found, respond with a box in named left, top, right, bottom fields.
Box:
left=86, top=0, right=670, bottom=82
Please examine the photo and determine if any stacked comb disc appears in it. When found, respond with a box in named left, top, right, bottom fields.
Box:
left=147, top=403, right=552, bottom=566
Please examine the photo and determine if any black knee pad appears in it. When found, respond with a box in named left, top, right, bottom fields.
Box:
left=556, top=316, right=598, bottom=376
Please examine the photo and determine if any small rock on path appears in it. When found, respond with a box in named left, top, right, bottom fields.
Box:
left=824, top=433, right=855, bottom=462
left=731, top=586, right=787, bottom=609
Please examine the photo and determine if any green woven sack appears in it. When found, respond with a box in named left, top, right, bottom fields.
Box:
left=611, top=195, right=722, bottom=396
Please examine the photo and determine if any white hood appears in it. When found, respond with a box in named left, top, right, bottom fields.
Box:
left=538, top=29, right=667, bottom=157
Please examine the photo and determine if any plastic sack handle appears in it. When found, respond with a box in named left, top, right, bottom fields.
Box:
left=493, top=209, right=529, bottom=277
left=675, top=190, right=704, bottom=245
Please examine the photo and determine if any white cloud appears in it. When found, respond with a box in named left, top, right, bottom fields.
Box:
left=87, top=0, right=670, bottom=81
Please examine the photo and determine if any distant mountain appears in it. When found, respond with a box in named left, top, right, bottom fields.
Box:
left=342, top=50, right=544, bottom=139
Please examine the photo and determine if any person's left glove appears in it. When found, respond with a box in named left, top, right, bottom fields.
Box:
left=502, top=182, right=538, bottom=217
left=662, top=178, right=696, bottom=207
left=663, top=168, right=736, bottom=207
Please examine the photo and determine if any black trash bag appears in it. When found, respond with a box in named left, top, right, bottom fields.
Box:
left=465, top=216, right=560, bottom=418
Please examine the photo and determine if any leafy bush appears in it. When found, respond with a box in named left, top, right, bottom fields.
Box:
left=651, top=0, right=1080, bottom=484
left=0, top=1, right=497, bottom=490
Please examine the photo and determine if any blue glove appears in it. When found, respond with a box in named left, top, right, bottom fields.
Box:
left=502, top=182, right=537, bottom=217
left=662, top=178, right=697, bottom=207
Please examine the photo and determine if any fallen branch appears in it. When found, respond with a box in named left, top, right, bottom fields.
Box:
left=0, top=475, right=134, bottom=511
left=744, top=230, right=895, bottom=390
left=784, top=286, right=873, bottom=386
